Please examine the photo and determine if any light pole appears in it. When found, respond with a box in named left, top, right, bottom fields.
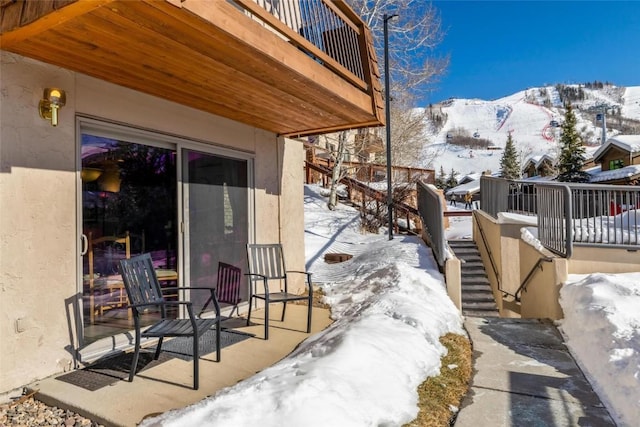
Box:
left=384, top=13, right=397, bottom=241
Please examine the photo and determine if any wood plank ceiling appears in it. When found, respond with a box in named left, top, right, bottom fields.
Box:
left=0, top=0, right=383, bottom=137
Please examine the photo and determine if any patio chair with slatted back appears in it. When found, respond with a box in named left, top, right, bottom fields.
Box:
left=198, top=262, right=242, bottom=320
left=118, top=253, right=222, bottom=390
left=246, top=243, right=313, bottom=340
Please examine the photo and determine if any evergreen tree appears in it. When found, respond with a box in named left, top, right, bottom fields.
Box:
left=435, top=165, right=447, bottom=189
left=557, top=102, right=590, bottom=182
left=500, top=133, right=520, bottom=179
left=445, top=168, right=459, bottom=190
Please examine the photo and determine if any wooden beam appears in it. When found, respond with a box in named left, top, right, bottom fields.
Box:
left=0, top=0, right=110, bottom=43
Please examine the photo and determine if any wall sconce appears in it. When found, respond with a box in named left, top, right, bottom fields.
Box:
left=39, top=88, right=66, bottom=126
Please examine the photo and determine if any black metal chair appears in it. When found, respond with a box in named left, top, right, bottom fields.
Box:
left=246, top=243, right=313, bottom=340
left=199, top=262, right=243, bottom=320
left=118, top=253, right=221, bottom=390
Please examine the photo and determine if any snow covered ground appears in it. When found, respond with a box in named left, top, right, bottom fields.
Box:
left=140, top=184, right=639, bottom=427
left=560, top=273, right=640, bottom=427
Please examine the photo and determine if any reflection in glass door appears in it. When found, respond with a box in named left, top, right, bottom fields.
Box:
left=81, top=134, right=177, bottom=344
left=183, top=149, right=248, bottom=313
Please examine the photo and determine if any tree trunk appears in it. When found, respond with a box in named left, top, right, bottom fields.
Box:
left=327, top=132, right=347, bottom=210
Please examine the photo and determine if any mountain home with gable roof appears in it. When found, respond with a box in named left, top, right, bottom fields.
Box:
left=589, top=135, right=640, bottom=185
left=522, top=154, right=556, bottom=179
left=0, top=0, right=382, bottom=396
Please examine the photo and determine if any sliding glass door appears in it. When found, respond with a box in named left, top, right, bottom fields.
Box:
left=80, top=134, right=178, bottom=344
left=79, top=123, right=251, bottom=348
left=182, top=149, right=249, bottom=313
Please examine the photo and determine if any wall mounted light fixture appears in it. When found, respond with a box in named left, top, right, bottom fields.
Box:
left=39, top=88, right=66, bottom=126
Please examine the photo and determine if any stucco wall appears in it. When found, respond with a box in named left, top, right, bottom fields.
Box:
left=518, top=240, right=566, bottom=320
left=568, top=246, right=640, bottom=274
left=1, top=52, right=78, bottom=396
left=0, top=52, right=304, bottom=395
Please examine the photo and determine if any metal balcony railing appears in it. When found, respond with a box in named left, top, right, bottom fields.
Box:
left=234, top=0, right=367, bottom=84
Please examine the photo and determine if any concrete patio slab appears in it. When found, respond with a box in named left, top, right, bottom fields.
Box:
left=28, top=305, right=331, bottom=427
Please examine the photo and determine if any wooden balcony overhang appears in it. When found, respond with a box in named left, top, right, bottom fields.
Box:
left=0, top=0, right=384, bottom=137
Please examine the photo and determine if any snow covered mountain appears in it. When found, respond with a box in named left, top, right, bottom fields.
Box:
left=421, top=84, right=640, bottom=177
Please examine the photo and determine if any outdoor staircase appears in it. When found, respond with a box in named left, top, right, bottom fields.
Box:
left=448, top=239, right=499, bottom=317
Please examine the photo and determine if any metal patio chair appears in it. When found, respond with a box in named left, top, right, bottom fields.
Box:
left=198, top=261, right=243, bottom=320
left=246, top=243, right=313, bottom=340
left=118, top=253, right=221, bottom=390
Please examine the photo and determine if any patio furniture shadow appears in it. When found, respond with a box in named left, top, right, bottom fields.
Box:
left=56, top=328, right=251, bottom=391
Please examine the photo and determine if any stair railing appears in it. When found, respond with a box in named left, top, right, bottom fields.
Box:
left=475, top=216, right=505, bottom=296
left=514, top=257, right=553, bottom=302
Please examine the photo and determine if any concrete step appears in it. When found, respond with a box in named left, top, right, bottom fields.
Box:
left=463, top=309, right=500, bottom=318
left=463, top=295, right=497, bottom=304
left=462, top=301, right=500, bottom=311
left=461, top=284, right=494, bottom=293
left=451, top=247, right=481, bottom=256
left=448, top=239, right=477, bottom=247
left=461, top=276, right=491, bottom=285
left=460, top=267, right=487, bottom=277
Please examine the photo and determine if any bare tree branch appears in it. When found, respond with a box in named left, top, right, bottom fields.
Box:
left=347, top=0, right=449, bottom=97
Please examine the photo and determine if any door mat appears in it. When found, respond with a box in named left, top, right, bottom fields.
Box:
left=56, top=329, right=253, bottom=391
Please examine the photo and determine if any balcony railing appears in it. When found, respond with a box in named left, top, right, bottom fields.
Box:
left=234, top=0, right=371, bottom=89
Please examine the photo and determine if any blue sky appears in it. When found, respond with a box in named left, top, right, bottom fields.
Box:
left=422, top=1, right=640, bottom=105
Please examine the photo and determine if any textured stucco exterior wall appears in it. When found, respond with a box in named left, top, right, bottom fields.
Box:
left=1, top=52, right=78, bottom=396
left=0, top=51, right=305, bottom=395
left=568, top=246, right=640, bottom=274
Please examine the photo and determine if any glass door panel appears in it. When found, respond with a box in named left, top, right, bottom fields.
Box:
left=81, top=134, right=177, bottom=344
left=183, top=149, right=248, bottom=314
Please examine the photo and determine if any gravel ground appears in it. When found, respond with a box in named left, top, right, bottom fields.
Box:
left=0, top=396, right=104, bottom=427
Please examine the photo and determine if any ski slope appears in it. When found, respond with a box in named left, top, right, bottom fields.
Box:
left=422, top=85, right=640, bottom=177
left=624, top=86, right=640, bottom=118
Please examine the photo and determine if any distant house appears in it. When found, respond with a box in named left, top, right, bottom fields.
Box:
left=588, top=135, right=640, bottom=185
left=522, top=154, right=556, bottom=178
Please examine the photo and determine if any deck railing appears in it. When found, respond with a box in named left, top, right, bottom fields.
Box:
left=233, top=0, right=369, bottom=87
left=480, top=176, right=640, bottom=257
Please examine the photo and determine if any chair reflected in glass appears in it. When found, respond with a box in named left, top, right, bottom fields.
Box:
left=118, top=253, right=221, bottom=390
left=85, top=231, right=132, bottom=324
left=246, top=243, right=313, bottom=340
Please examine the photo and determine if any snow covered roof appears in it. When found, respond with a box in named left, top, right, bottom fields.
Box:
left=587, top=164, right=640, bottom=183
left=458, top=173, right=482, bottom=184
left=535, top=154, right=555, bottom=168
left=445, top=179, right=480, bottom=196
left=593, top=135, right=640, bottom=162
left=523, top=155, right=542, bottom=168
